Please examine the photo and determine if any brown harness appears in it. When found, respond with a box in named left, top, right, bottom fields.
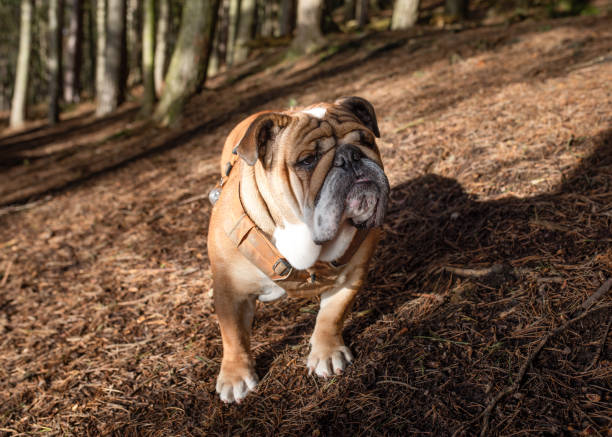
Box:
left=213, top=154, right=368, bottom=298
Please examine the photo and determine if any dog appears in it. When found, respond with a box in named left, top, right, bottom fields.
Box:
left=207, top=96, right=390, bottom=403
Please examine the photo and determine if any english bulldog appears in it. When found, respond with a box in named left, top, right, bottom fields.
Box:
left=207, top=96, right=389, bottom=403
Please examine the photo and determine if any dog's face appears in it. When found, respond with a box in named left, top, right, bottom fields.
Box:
left=235, top=97, right=390, bottom=268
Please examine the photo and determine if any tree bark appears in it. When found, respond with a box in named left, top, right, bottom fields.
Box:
left=391, top=0, right=419, bottom=30
left=343, top=0, right=355, bottom=23
left=444, top=0, right=468, bottom=20
left=118, top=0, right=128, bottom=104
left=225, top=0, right=240, bottom=65
left=217, top=0, right=230, bottom=70
left=154, top=0, right=169, bottom=95
left=10, top=0, right=33, bottom=129
left=233, top=0, right=255, bottom=64
left=48, top=0, right=63, bottom=125
left=95, top=0, right=106, bottom=97
left=291, top=0, right=324, bottom=54
left=208, top=22, right=221, bottom=77
left=85, top=0, right=96, bottom=97
left=0, top=59, right=9, bottom=112
left=208, top=0, right=228, bottom=77
left=261, top=0, right=277, bottom=38
left=355, top=0, right=368, bottom=28
left=279, top=0, right=295, bottom=37
left=64, top=0, right=83, bottom=103
left=140, top=0, right=155, bottom=115
left=153, top=0, right=220, bottom=126
left=96, top=0, right=125, bottom=116
left=127, top=0, right=142, bottom=86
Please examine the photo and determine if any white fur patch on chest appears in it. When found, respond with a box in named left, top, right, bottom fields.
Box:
left=303, top=107, right=327, bottom=119
left=273, top=221, right=321, bottom=270
left=319, top=223, right=357, bottom=262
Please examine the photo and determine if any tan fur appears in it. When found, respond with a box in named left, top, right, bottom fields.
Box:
left=208, top=98, right=385, bottom=403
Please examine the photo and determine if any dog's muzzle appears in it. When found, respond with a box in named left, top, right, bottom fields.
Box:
left=313, top=144, right=389, bottom=244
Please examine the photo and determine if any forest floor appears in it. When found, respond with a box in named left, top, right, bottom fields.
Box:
left=1, top=12, right=612, bottom=437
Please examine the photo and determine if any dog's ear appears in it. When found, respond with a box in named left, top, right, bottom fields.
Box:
left=335, top=96, right=380, bottom=138
left=235, top=113, right=292, bottom=166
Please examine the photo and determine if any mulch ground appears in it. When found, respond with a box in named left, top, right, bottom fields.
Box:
left=1, top=13, right=611, bottom=437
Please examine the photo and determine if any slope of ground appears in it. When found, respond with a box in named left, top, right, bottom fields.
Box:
left=1, top=14, right=611, bottom=436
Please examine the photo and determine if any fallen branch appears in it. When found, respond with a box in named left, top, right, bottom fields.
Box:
left=568, top=52, right=612, bottom=72
left=0, top=198, right=46, bottom=216
left=0, top=258, right=14, bottom=287
left=452, top=277, right=612, bottom=437
left=582, top=277, right=612, bottom=310
left=179, top=193, right=210, bottom=205
left=443, top=264, right=505, bottom=278
left=585, top=313, right=612, bottom=371
left=478, top=303, right=612, bottom=436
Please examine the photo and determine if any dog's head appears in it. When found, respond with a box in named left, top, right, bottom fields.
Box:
left=235, top=97, right=390, bottom=268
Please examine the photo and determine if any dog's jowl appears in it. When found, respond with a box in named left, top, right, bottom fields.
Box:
left=207, top=96, right=390, bottom=403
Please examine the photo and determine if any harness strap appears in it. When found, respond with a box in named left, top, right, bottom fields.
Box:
left=226, top=194, right=295, bottom=281
left=219, top=157, right=368, bottom=295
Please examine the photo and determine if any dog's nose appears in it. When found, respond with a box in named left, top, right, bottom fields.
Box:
left=333, top=145, right=363, bottom=170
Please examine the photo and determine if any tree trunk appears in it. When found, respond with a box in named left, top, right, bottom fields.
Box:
left=218, top=0, right=230, bottom=70
left=355, top=0, right=368, bottom=28
left=95, top=0, right=106, bottom=97
left=291, top=0, right=324, bottom=54
left=127, top=0, right=142, bottom=86
left=279, top=0, right=295, bottom=37
left=225, top=0, right=240, bottom=65
left=208, top=0, right=228, bottom=77
left=10, top=0, right=33, bottom=129
left=343, top=0, right=355, bottom=23
left=391, top=0, right=419, bottom=30
left=49, top=0, right=63, bottom=125
left=261, top=0, right=277, bottom=38
left=154, top=0, right=169, bottom=95
left=64, top=0, right=83, bottom=103
left=118, top=0, right=128, bottom=104
left=153, top=0, right=220, bottom=126
left=444, top=0, right=468, bottom=20
left=140, top=0, right=155, bottom=115
left=86, top=0, right=96, bottom=97
left=36, top=3, right=49, bottom=106
left=208, top=25, right=220, bottom=77
left=0, top=59, right=9, bottom=112
left=233, top=0, right=255, bottom=64
left=96, top=0, right=125, bottom=116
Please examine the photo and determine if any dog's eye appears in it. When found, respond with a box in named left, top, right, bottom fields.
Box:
left=296, top=153, right=318, bottom=169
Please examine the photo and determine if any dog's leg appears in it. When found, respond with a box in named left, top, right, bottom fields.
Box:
left=214, top=284, right=258, bottom=403
left=307, top=279, right=361, bottom=377
left=307, top=230, right=379, bottom=377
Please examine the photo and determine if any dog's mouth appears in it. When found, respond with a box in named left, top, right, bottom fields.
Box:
left=312, top=155, right=389, bottom=244
left=345, top=181, right=379, bottom=226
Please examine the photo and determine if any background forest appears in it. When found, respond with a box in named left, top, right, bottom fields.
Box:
left=0, top=0, right=606, bottom=130
left=1, top=0, right=611, bottom=436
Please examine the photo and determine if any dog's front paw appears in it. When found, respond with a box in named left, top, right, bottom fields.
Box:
left=307, top=342, right=354, bottom=378
left=216, top=364, right=258, bottom=403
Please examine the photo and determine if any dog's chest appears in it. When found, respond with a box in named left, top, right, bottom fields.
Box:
left=256, top=224, right=356, bottom=302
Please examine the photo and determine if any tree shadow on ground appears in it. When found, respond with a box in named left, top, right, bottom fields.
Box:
left=0, top=107, right=137, bottom=151
left=114, top=132, right=611, bottom=436
left=1, top=14, right=609, bottom=206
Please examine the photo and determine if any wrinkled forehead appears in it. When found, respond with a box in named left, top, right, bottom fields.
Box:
left=286, top=105, right=376, bottom=147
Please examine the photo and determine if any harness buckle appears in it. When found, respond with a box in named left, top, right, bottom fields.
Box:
left=272, top=258, right=292, bottom=279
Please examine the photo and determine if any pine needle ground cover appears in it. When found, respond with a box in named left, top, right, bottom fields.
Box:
left=1, top=14, right=611, bottom=436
